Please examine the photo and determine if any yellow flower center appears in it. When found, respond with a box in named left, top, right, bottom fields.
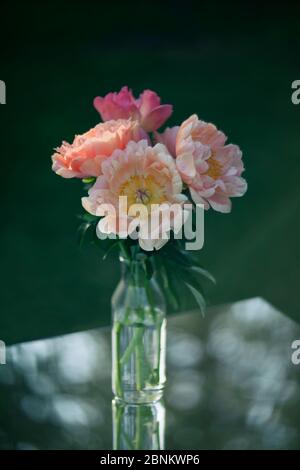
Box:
left=205, top=157, right=222, bottom=180
left=119, top=175, right=166, bottom=208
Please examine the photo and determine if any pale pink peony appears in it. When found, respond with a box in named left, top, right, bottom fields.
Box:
left=52, top=119, right=144, bottom=178
left=82, top=140, right=187, bottom=251
left=93, top=86, right=173, bottom=132
left=157, top=115, right=247, bottom=213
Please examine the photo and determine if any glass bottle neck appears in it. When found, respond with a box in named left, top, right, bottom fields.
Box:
left=120, top=257, right=148, bottom=288
left=113, top=255, right=166, bottom=318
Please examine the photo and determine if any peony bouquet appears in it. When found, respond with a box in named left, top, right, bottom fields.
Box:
left=51, top=86, right=247, bottom=403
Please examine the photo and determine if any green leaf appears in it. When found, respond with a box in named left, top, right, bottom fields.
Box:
left=180, top=270, right=204, bottom=295
left=185, top=282, right=206, bottom=317
left=144, top=257, right=154, bottom=280
left=118, top=240, right=131, bottom=261
left=165, top=249, right=192, bottom=268
left=130, top=244, right=141, bottom=260
left=102, top=241, right=120, bottom=260
left=82, top=177, right=96, bottom=184
left=77, top=212, right=99, bottom=224
left=154, top=255, right=179, bottom=309
left=77, top=222, right=92, bottom=248
left=91, top=229, right=118, bottom=254
left=162, top=265, right=180, bottom=310
left=189, top=266, right=216, bottom=284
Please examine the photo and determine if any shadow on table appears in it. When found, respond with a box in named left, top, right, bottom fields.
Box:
left=0, top=298, right=299, bottom=450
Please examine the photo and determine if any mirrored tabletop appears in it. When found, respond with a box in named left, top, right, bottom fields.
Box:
left=1, top=298, right=300, bottom=450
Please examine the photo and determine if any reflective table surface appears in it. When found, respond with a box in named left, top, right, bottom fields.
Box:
left=1, top=298, right=300, bottom=450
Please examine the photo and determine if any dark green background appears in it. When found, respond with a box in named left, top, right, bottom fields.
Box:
left=1, top=1, right=299, bottom=345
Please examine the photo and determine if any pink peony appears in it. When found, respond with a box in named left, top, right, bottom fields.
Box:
left=52, top=119, right=144, bottom=179
left=93, top=86, right=173, bottom=132
left=157, top=115, right=247, bottom=213
left=82, top=140, right=187, bottom=251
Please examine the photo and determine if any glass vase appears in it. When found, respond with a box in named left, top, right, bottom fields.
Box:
left=112, top=256, right=166, bottom=403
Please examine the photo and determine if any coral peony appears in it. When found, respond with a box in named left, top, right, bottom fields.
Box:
left=52, top=119, right=143, bottom=179
left=82, top=140, right=187, bottom=251
left=157, top=115, right=247, bottom=213
left=94, top=86, right=173, bottom=132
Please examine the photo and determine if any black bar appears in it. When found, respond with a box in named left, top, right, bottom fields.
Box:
left=0, top=450, right=299, bottom=465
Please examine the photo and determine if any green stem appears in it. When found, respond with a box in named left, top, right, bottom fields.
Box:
left=115, top=256, right=165, bottom=397
left=113, top=402, right=124, bottom=450
left=156, top=321, right=161, bottom=380
left=135, top=329, right=143, bottom=391
left=144, top=276, right=162, bottom=385
left=145, top=277, right=156, bottom=321
left=122, top=430, right=134, bottom=450
left=114, top=322, right=122, bottom=397
left=120, top=327, right=144, bottom=366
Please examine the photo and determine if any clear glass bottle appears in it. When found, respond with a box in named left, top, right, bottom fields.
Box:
left=112, top=399, right=165, bottom=450
left=112, top=256, right=166, bottom=404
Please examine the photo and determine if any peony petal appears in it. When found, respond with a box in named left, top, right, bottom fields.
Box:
left=138, top=89, right=161, bottom=118
left=141, top=105, right=173, bottom=132
left=51, top=119, right=142, bottom=179
left=154, top=126, right=179, bottom=157
left=176, top=153, right=197, bottom=179
left=208, top=194, right=232, bottom=213
left=189, top=188, right=210, bottom=209
left=81, top=139, right=185, bottom=250
left=93, top=87, right=138, bottom=121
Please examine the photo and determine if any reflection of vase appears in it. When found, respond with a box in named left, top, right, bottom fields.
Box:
left=112, top=256, right=166, bottom=403
left=112, top=399, right=165, bottom=450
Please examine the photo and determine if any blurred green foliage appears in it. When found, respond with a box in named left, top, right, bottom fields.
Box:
left=0, top=1, right=299, bottom=344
